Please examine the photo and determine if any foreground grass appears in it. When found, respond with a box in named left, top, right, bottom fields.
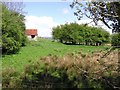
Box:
left=2, top=38, right=110, bottom=73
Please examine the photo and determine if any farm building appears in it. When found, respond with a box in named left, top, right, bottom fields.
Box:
left=25, top=29, right=38, bottom=41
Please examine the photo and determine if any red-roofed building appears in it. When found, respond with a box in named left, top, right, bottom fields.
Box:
left=26, top=29, right=38, bottom=40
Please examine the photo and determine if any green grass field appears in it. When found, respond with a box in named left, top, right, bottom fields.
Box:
left=2, top=38, right=110, bottom=73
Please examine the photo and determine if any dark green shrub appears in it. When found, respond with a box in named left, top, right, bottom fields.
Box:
left=111, top=33, right=120, bottom=47
left=2, top=4, right=27, bottom=54
left=2, top=67, right=21, bottom=88
left=2, top=36, right=21, bottom=54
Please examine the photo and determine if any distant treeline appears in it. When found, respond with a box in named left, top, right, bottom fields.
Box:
left=52, top=23, right=110, bottom=46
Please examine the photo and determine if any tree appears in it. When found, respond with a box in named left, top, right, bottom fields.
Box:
left=2, top=1, right=25, bottom=14
left=70, top=2, right=119, bottom=89
left=70, top=1, right=120, bottom=33
left=52, top=23, right=110, bottom=46
left=111, top=33, right=120, bottom=47
left=2, top=3, right=27, bottom=54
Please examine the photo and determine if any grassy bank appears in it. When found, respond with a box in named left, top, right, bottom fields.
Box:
left=2, top=38, right=110, bottom=73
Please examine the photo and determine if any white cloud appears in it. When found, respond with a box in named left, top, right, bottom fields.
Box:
left=25, top=15, right=58, bottom=37
left=62, top=8, right=69, bottom=14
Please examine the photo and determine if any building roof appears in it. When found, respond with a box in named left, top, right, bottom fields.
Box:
left=26, top=29, right=38, bottom=36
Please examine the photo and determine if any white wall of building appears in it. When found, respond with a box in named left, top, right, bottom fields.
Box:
left=27, top=35, right=38, bottom=41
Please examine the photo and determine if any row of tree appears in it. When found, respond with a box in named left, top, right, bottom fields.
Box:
left=52, top=23, right=110, bottom=46
left=2, top=3, right=27, bottom=54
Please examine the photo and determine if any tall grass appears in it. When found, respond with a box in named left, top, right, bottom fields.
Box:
left=26, top=49, right=119, bottom=89
left=2, top=48, right=119, bottom=89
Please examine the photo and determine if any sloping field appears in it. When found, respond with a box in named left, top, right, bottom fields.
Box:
left=2, top=38, right=110, bottom=73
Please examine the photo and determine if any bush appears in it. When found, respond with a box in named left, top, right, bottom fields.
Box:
left=2, top=4, right=27, bottom=54
left=2, top=50, right=119, bottom=89
left=2, top=67, right=21, bottom=88
left=111, top=33, right=120, bottom=47
left=2, top=36, right=21, bottom=54
left=20, top=50, right=119, bottom=89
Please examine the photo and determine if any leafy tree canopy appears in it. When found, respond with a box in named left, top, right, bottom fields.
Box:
left=70, top=1, right=120, bottom=33
left=1, top=3, right=27, bottom=54
left=52, top=23, right=110, bottom=46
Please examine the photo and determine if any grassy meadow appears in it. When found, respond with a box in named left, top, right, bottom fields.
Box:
left=2, top=38, right=111, bottom=73
left=3, top=38, right=119, bottom=89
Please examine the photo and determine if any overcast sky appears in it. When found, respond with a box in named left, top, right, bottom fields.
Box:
left=24, top=2, right=112, bottom=37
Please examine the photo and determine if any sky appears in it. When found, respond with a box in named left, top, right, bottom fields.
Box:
left=24, top=2, right=112, bottom=37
